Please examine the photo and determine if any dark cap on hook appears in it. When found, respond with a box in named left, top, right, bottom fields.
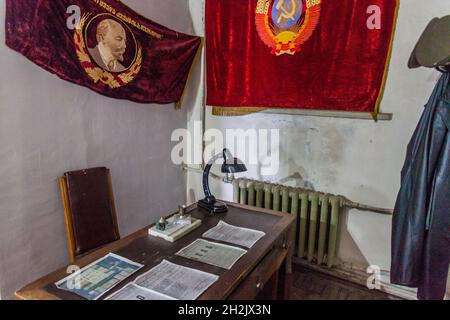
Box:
left=409, top=15, right=450, bottom=69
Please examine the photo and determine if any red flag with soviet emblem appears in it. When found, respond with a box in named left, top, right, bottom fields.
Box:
left=206, top=0, right=399, bottom=116
left=5, top=0, right=201, bottom=104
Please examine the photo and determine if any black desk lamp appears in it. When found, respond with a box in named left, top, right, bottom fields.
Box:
left=198, top=148, right=247, bottom=214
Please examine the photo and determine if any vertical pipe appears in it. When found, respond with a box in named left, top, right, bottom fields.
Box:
left=281, top=187, right=290, bottom=213
left=327, top=196, right=340, bottom=268
left=290, top=190, right=300, bottom=256
left=298, top=193, right=309, bottom=258
left=200, top=6, right=207, bottom=171
left=239, top=179, right=247, bottom=205
left=264, top=183, right=272, bottom=209
left=233, top=179, right=240, bottom=203
left=290, top=191, right=299, bottom=216
left=317, top=195, right=329, bottom=265
left=272, top=185, right=281, bottom=211
left=255, top=183, right=263, bottom=208
left=247, top=181, right=255, bottom=207
left=308, top=193, right=319, bottom=262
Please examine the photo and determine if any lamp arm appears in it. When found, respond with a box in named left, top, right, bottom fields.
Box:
left=203, top=152, right=224, bottom=197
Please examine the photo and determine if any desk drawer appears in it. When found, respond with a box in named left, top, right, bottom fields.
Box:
left=228, top=248, right=288, bottom=300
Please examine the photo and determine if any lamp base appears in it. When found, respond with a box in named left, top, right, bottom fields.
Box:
left=198, top=196, right=228, bottom=214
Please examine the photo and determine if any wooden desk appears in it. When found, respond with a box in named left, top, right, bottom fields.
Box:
left=15, top=201, right=296, bottom=300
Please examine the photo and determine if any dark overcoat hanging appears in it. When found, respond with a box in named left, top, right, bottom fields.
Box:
left=391, top=71, right=450, bottom=300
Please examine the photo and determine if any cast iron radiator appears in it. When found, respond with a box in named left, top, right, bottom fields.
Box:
left=233, top=178, right=343, bottom=268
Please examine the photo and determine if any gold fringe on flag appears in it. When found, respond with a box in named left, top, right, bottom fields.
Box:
left=212, top=106, right=269, bottom=117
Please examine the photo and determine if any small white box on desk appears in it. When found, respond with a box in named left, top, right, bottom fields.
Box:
left=148, top=217, right=201, bottom=242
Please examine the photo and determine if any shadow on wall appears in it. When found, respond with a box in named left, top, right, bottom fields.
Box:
left=182, top=38, right=203, bottom=114
left=337, top=208, right=371, bottom=269
left=188, top=188, right=197, bottom=204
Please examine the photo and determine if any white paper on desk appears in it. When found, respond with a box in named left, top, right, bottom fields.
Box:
left=54, top=253, right=144, bottom=300
left=134, top=260, right=219, bottom=300
left=202, top=220, right=266, bottom=249
left=105, top=283, right=176, bottom=300
left=176, top=239, right=247, bottom=270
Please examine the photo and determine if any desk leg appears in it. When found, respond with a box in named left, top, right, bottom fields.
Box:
left=278, top=224, right=295, bottom=300
left=277, top=257, right=292, bottom=300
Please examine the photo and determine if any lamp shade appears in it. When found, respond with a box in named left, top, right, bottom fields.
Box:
left=221, top=157, right=247, bottom=174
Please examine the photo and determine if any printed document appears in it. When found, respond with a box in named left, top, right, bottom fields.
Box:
left=176, top=239, right=247, bottom=270
left=105, top=283, right=176, bottom=300
left=134, top=260, right=219, bottom=300
left=202, top=220, right=266, bottom=248
left=55, top=253, right=144, bottom=300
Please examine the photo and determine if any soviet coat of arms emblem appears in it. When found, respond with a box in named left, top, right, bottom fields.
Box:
left=256, top=0, right=321, bottom=56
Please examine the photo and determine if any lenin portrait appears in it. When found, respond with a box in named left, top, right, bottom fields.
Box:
left=88, top=19, right=128, bottom=73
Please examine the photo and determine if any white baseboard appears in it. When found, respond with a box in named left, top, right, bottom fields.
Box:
left=293, top=258, right=417, bottom=300
left=378, top=272, right=417, bottom=300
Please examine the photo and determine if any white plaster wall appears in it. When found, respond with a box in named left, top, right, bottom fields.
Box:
left=187, top=0, right=449, bottom=272
left=0, top=0, right=198, bottom=299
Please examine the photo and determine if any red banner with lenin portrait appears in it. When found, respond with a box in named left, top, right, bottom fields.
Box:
left=5, top=0, right=201, bottom=104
